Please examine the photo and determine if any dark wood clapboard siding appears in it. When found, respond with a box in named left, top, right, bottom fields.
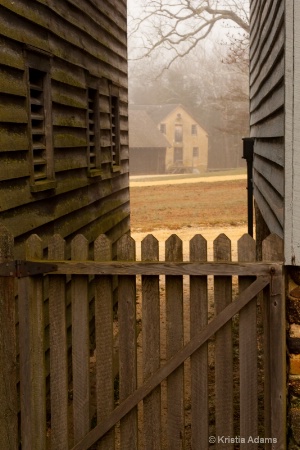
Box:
left=0, top=0, right=129, bottom=253
left=1, top=0, right=127, bottom=61
left=0, top=178, right=129, bottom=239
left=250, top=0, right=284, bottom=237
left=0, top=124, right=28, bottom=151
left=0, top=153, right=29, bottom=181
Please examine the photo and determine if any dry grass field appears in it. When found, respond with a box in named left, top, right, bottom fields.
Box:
left=130, top=179, right=248, bottom=232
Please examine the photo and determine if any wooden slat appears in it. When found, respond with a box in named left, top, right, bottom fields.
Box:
left=238, top=234, right=258, bottom=447
left=1, top=0, right=127, bottom=67
left=40, top=261, right=283, bottom=277
left=253, top=170, right=284, bottom=226
left=0, top=97, right=28, bottom=123
left=253, top=182, right=283, bottom=238
left=0, top=226, right=17, bottom=450
left=53, top=108, right=87, bottom=128
left=141, top=234, right=161, bottom=450
left=214, top=234, right=233, bottom=446
left=0, top=125, right=28, bottom=151
left=250, top=4, right=283, bottom=81
left=51, top=83, right=87, bottom=109
left=254, top=138, right=284, bottom=167
left=70, top=276, right=270, bottom=450
left=253, top=154, right=284, bottom=196
left=250, top=37, right=284, bottom=100
left=53, top=129, right=87, bottom=148
left=250, top=0, right=271, bottom=59
left=49, top=235, right=69, bottom=450
left=0, top=35, right=24, bottom=69
left=0, top=178, right=130, bottom=237
left=51, top=65, right=86, bottom=90
left=250, top=0, right=283, bottom=76
left=0, top=66, right=26, bottom=96
left=189, top=235, right=208, bottom=449
left=71, top=235, right=90, bottom=444
left=262, top=234, right=285, bottom=449
left=250, top=85, right=284, bottom=126
left=22, top=235, right=46, bottom=449
left=250, top=57, right=284, bottom=113
left=117, top=235, right=138, bottom=448
left=94, top=234, right=115, bottom=450
left=165, top=234, right=184, bottom=449
left=250, top=109, right=284, bottom=138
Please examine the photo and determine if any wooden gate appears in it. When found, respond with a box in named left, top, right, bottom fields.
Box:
left=0, top=229, right=285, bottom=449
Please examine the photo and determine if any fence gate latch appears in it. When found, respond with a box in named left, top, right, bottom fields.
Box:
left=0, top=260, right=57, bottom=278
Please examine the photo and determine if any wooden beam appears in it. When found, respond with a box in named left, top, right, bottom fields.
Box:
left=32, top=261, right=283, bottom=277
left=0, top=227, right=18, bottom=450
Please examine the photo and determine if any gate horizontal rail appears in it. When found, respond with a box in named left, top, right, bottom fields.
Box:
left=0, top=260, right=282, bottom=277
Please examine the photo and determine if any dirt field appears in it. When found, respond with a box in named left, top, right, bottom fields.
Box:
left=130, top=176, right=249, bottom=255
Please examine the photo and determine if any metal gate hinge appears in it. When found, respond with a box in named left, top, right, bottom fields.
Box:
left=0, top=260, right=57, bottom=278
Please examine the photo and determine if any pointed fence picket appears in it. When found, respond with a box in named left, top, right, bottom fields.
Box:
left=0, top=229, right=285, bottom=450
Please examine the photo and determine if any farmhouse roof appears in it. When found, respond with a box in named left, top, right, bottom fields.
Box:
left=129, top=109, right=171, bottom=148
left=130, top=103, right=205, bottom=131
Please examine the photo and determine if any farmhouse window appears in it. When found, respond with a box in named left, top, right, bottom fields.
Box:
left=87, top=87, right=101, bottom=174
left=110, top=94, right=120, bottom=168
left=174, top=124, right=183, bottom=142
left=174, top=147, right=183, bottom=163
left=26, top=49, right=55, bottom=192
left=191, top=124, right=197, bottom=135
left=160, top=123, right=166, bottom=134
left=193, top=147, right=199, bottom=157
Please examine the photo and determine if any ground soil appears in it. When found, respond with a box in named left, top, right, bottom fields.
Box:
left=130, top=175, right=248, bottom=232
left=130, top=173, right=248, bottom=257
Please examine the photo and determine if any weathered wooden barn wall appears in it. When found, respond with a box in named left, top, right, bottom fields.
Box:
left=249, top=0, right=284, bottom=239
left=130, top=148, right=166, bottom=175
left=0, top=0, right=129, bottom=257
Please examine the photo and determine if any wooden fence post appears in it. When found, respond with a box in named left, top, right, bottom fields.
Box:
left=238, top=234, right=258, bottom=445
left=165, top=234, right=184, bottom=449
left=94, top=234, right=115, bottom=450
left=190, top=234, right=208, bottom=449
left=141, top=234, right=161, bottom=450
left=0, top=226, right=17, bottom=449
left=71, top=235, right=90, bottom=444
left=214, top=233, right=233, bottom=447
left=262, top=234, right=285, bottom=449
left=49, top=235, right=69, bottom=450
left=117, top=234, right=138, bottom=449
left=19, top=234, right=46, bottom=449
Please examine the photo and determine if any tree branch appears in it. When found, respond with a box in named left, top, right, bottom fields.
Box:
left=128, top=0, right=250, bottom=68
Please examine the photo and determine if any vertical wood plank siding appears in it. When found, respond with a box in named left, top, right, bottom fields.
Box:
left=0, top=0, right=129, bottom=257
left=285, top=0, right=300, bottom=265
left=250, top=0, right=284, bottom=239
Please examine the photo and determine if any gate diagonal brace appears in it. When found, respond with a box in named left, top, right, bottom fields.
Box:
left=0, top=260, right=57, bottom=278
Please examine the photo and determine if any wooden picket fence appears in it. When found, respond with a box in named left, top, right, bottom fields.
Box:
left=0, top=228, right=285, bottom=449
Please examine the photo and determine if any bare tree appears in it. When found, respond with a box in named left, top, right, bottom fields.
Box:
left=129, top=0, right=249, bottom=68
